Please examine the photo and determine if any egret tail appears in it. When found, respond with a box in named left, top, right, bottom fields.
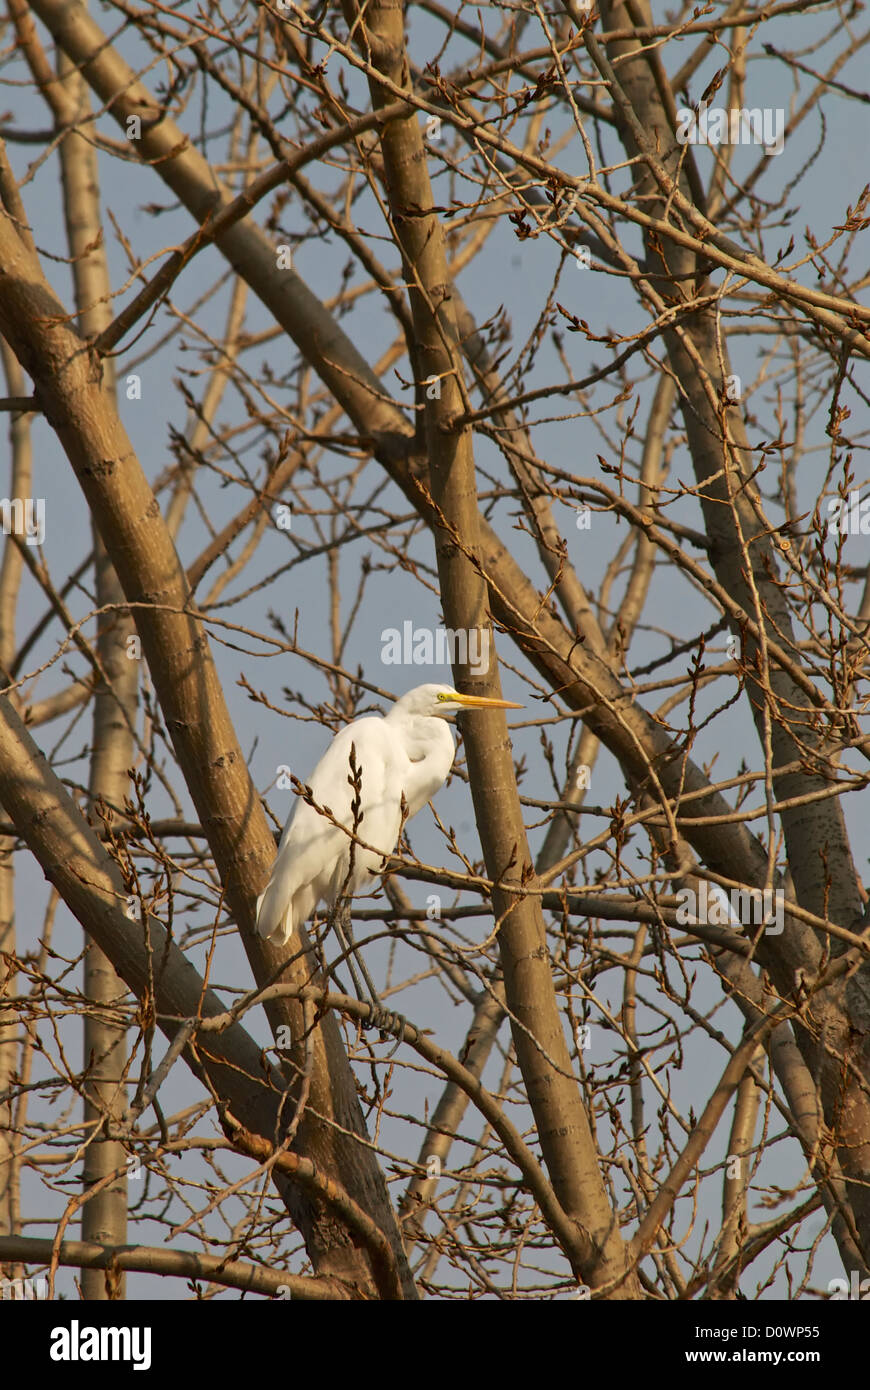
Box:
left=256, top=873, right=315, bottom=946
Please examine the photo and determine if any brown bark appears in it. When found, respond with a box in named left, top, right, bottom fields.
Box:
left=0, top=204, right=415, bottom=1298
left=340, top=0, right=638, bottom=1295
left=57, top=42, right=131, bottom=1299
left=590, top=0, right=870, bottom=1261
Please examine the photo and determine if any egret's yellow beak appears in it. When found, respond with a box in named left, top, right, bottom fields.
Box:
left=449, top=691, right=523, bottom=710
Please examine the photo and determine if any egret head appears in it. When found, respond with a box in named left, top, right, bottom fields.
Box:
left=391, top=683, right=523, bottom=721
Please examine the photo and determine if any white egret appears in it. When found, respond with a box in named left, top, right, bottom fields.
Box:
left=256, top=683, right=522, bottom=950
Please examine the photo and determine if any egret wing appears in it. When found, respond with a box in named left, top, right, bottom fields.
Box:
left=256, top=718, right=403, bottom=940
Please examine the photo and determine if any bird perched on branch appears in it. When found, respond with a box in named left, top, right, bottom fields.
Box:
left=256, top=682, right=521, bottom=951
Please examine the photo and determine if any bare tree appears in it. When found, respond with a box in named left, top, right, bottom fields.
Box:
left=0, top=0, right=869, bottom=1300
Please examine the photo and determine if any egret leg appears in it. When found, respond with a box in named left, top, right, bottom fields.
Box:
left=328, top=900, right=405, bottom=1049
left=329, top=900, right=377, bottom=1007
left=311, top=916, right=352, bottom=1000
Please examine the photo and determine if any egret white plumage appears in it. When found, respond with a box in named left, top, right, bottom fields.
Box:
left=256, top=683, right=522, bottom=949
